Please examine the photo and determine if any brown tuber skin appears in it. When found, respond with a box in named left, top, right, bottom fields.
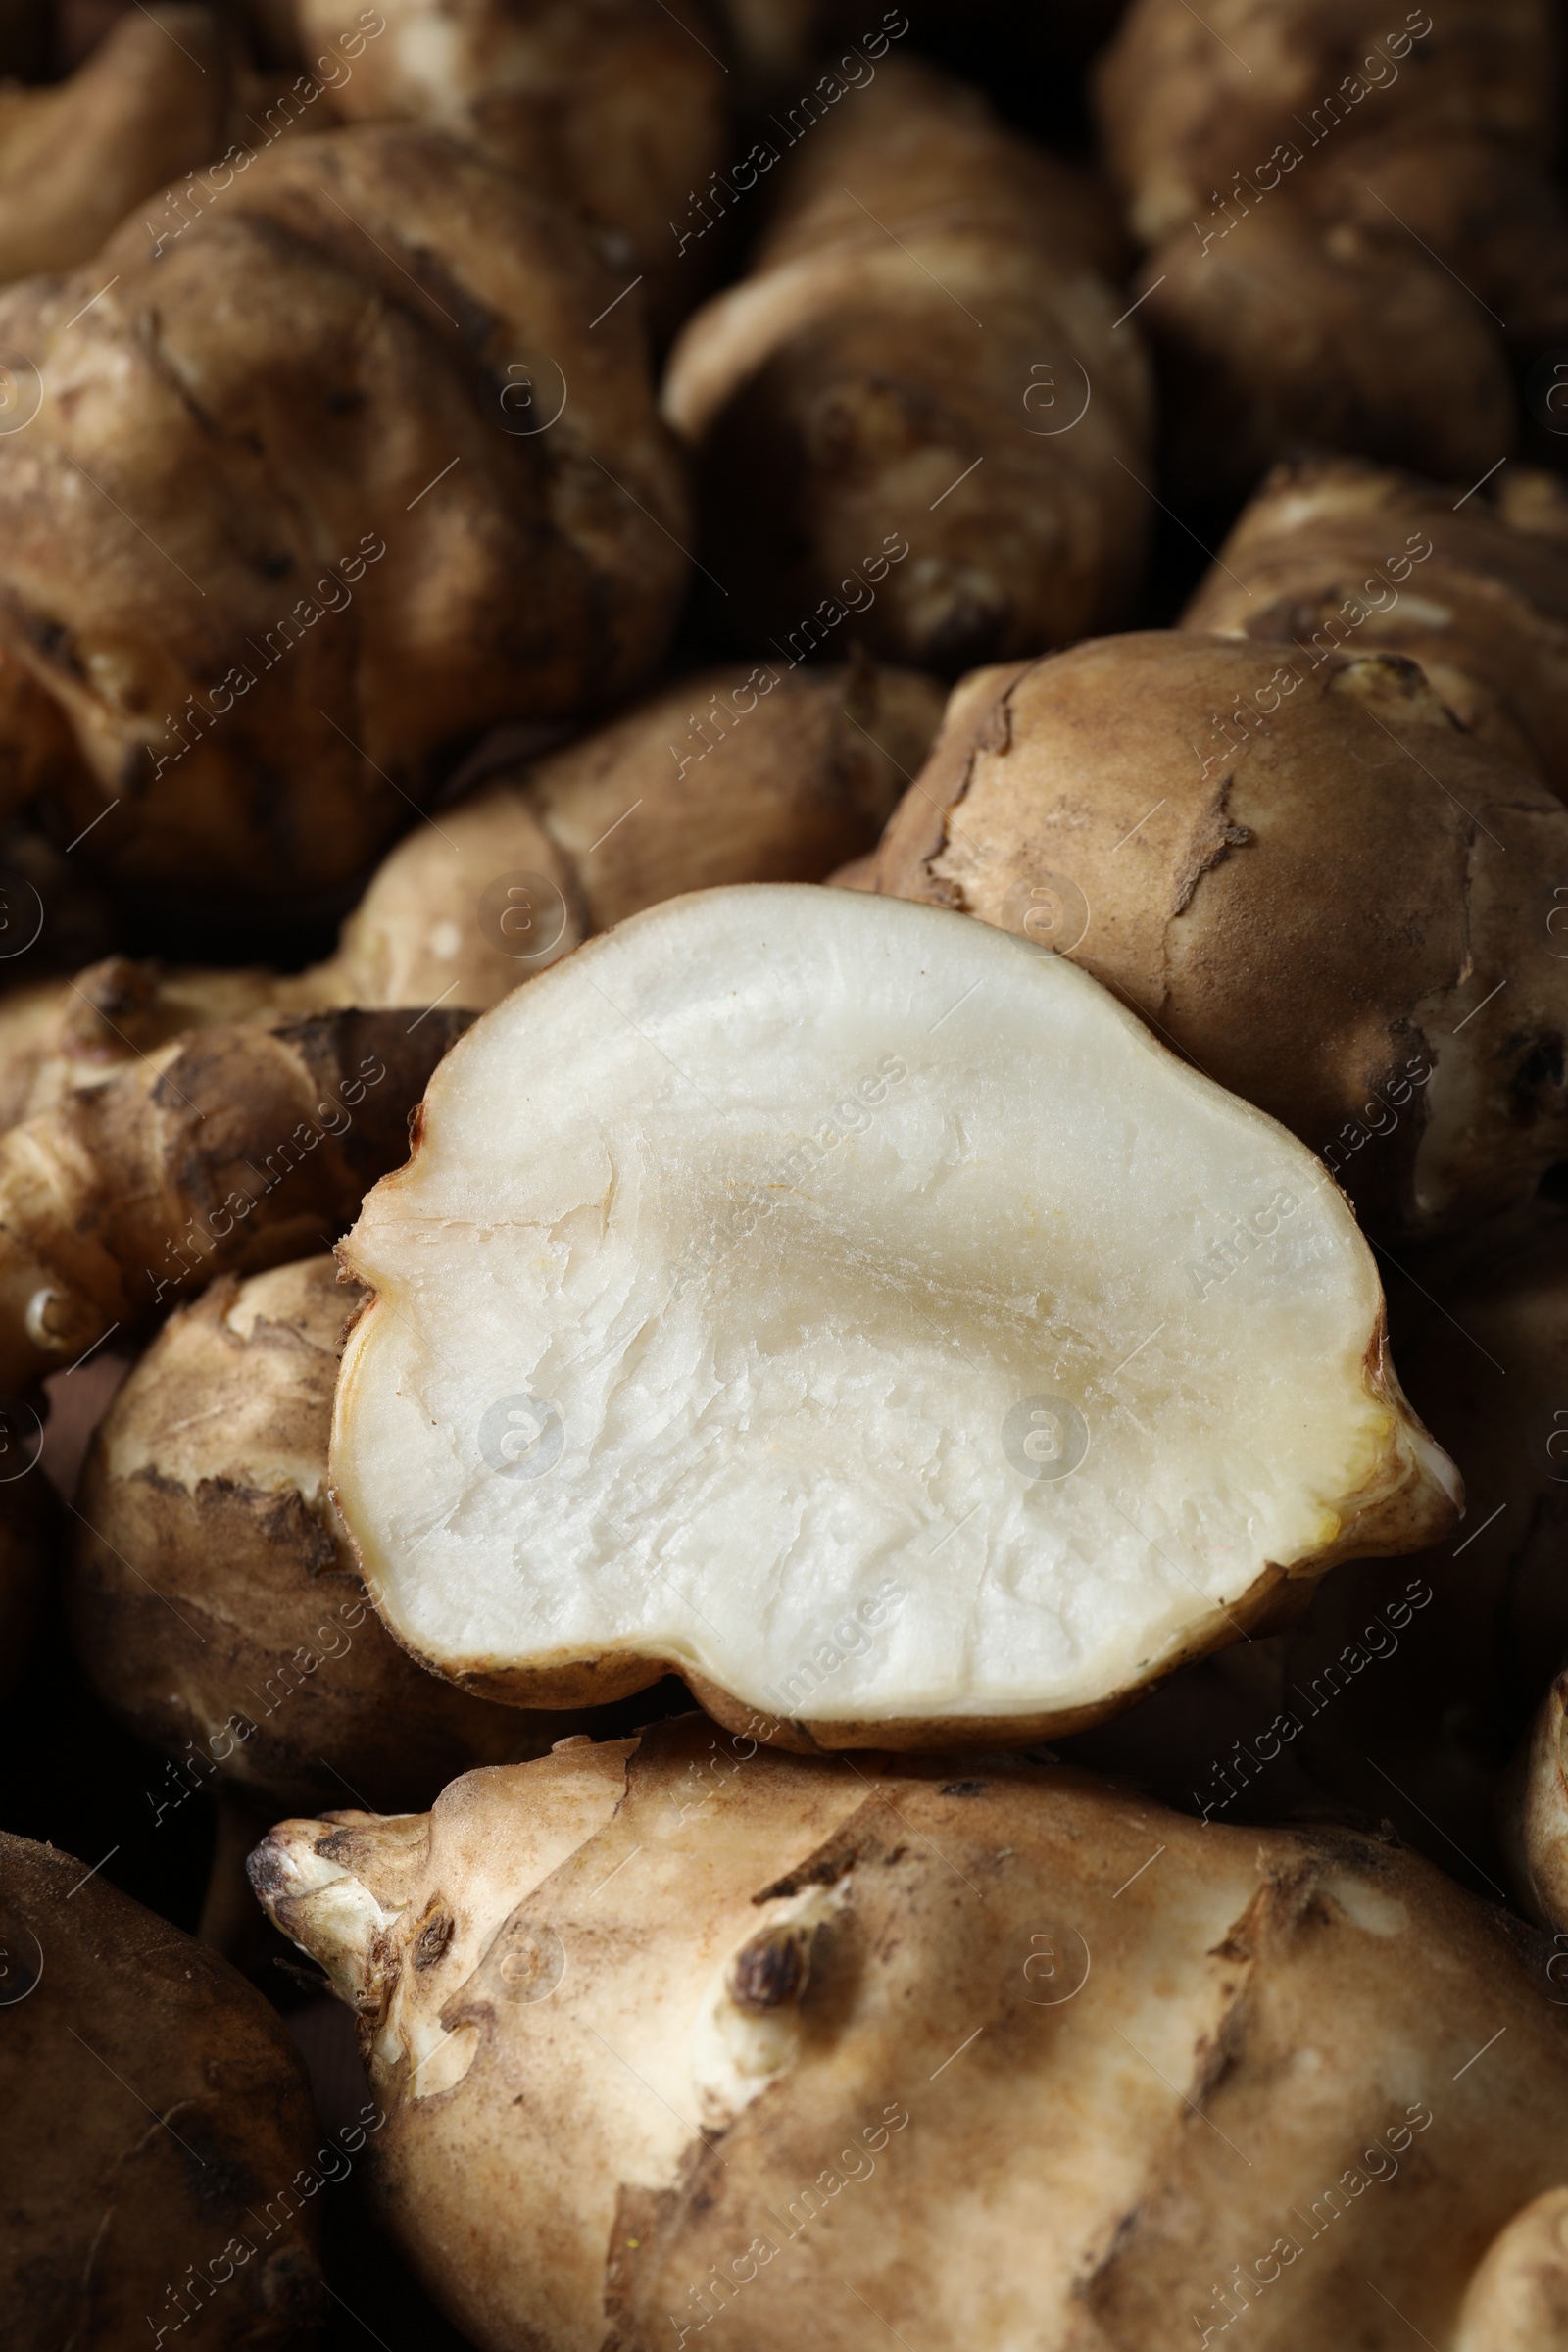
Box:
left=250, top=1719, right=1568, bottom=2352
left=0, top=124, right=688, bottom=901
left=1185, top=459, right=1568, bottom=799
left=66, top=1256, right=566, bottom=1813
left=318, top=656, right=946, bottom=1011
left=662, top=58, right=1152, bottom=675
left=869, top=634, right=1568, bottom=1233
left=0, top=1829, right=325, bottom=2349
left=1094, top=0, right=1568, bottom=501
left=0, top=1004, right=466, bottom=1390
left=296, top=0, right=728, bottom=335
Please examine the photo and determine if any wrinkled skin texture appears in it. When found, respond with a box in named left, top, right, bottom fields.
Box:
left=869, top=636, right=1568, bottom=1233
left=0, top=8, right=230, bottom=283
left=250, top=1721, right=1568, bottom=2352
left=1185, top=460, right=1568, bottom=799
left=662, top=58, right=1152, bottom=674
left=0, top=125, right=688, bottom=899
left=0, top=659, right=942, bottom=1116
left=0, top=1830, right=324, bottom=2350
left=66, top=1256, right=562, bottom=1811
left=0, top=1003, right=466, bottom=1389
left=297, top=0, right=728, bottom=332
left=1094, top=0, right=1566, bottom=500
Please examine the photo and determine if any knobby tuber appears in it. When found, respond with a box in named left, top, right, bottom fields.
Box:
left=0, top=125, right=688, bottom=899
left=869, top=637, right=1568, bottom=1231
left=330, top=883, right=1455, bottom=1744
left=251, top=1723, right=1568, bottom=2352
left=663, top=57, right=1152, bottom=673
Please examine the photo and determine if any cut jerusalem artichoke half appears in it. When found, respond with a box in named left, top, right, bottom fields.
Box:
left=331, top=883, right=1457, bottom=1748
left=249, top=1723, right=1568, bottom=2352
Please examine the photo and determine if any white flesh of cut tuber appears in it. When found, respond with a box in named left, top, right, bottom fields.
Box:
left=331, top=885, right=1458, bottom=1746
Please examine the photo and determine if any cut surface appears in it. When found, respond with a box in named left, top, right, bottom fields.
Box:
left=332, top=884, right=1457, bottom=1740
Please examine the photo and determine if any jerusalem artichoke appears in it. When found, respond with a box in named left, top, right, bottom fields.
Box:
left=2, top=1827, right=325, bottom=2351
left=329, top=883, right=1455, bottom=1745
left=251, top=1722, right=1568, bottom=2352
left=869, top=636, right=1568, bottom=1231
left=662, top=57, right=1152, bottom=673
left=0, top=124, right=688, bottom=899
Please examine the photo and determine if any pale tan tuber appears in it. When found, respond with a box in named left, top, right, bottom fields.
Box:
left=1455, top=2189, right=1568, bottom=2352
left=251, top=1721, right=1568, bottom=2352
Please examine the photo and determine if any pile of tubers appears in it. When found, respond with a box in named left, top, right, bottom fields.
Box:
left=7, top=6, right=1568, bottom=2350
